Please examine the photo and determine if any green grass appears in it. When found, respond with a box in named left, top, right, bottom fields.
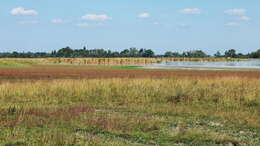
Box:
left=72, top=65, right=141, bottom=70
left=43, top=64, right=141, bottom=70
left=0, top=59, right=38, bottom=68
left=109, top=65, right=141, bottom=69
left=0, top=78, right=259, bottom=145
left=0, top=60, right=34, bottom=68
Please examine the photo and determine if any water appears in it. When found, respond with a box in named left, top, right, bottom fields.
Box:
left=145, top=59, right=260, bottom=71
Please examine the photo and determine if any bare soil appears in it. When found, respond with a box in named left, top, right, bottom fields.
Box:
left=1, top=65, right=260, bottom=79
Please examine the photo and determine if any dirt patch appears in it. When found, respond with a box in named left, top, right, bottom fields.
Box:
left=0, top=65, right=260, bottom=79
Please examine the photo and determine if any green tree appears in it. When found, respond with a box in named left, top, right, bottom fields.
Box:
left=129, top=48, right=140, bottom=57
left=214, top=51, right=222, bottom=57
left=249, top=49, right=260, bottom=58
left=56, top=47, right=73, bottom=57
left=183, top=50, right=208, bottom=58
left=164, top=51, right=181, bottom=57
left=142, top=49, right=155, bottom=57
left=225, top=49, right=237, bottom=58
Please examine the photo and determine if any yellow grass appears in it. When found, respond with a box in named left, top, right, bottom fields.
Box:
left=0, top=57, right=248, bottom=66
left=0, top=77, right=259, bottom=145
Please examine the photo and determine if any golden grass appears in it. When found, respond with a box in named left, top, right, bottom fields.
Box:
left=0, top=57, right=248, bottom=66
left=0, top=77, right=259, bottom=145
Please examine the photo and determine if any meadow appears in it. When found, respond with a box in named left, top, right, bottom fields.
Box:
left=0, top=58, right=259, bottom=146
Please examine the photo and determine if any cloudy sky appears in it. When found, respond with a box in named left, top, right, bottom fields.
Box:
left=0, top=0, right=259, bottom=54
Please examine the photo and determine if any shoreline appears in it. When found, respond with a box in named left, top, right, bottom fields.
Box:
left=144, top=65, right=260, bottom=71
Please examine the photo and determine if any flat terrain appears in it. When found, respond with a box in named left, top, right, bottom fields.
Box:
left=0, top=59, right=259, bottom=146
left=1, top=65, right=260, bottom=79
left=1, top=78, right=260, bottom=146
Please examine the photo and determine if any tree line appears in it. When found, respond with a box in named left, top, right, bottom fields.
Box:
left=1, top=47, right=260, bottom=58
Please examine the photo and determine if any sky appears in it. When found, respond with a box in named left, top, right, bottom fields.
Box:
left=0, top=0, right=260, bottom=54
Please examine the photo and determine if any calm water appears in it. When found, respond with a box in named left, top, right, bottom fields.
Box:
left=145, top=60, right=260, bottom=70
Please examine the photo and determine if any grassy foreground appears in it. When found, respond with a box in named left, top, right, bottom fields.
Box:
left=0, top=78, right=259, bottom=145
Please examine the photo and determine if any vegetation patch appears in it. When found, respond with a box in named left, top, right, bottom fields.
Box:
left=0, top=60, right=34, bottom=68
left=0, top=78, right=259, bottom=145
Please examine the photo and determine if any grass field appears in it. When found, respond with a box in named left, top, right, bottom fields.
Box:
left=0, top=57, right=247, bottom=67
left=0, top=58, right=259, bottom=146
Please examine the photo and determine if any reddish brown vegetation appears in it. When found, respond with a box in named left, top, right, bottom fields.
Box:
left=0, top=106, right=158, bottom=132
left=83, top=113, right=160, bottom=132
left=0, top=106, right=95, bottom=128
left=0, top=65, right=260, bottom=79
left=26, top=106, right=95, bottom=120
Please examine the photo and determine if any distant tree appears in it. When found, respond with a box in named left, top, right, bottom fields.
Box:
left=2, top=47, right=260, bottom=58
left=129, top=48, right=140, bottom=57
left=214, top=51, right=222, bottom=57
left=236, top=53, right=247, bottom=58
left=111, top=51, right=120, bottom=57
left=249, top=49, right=260, bottom=58
left=56, top=47, right=73, bottom=57
left=164, top=51, right=173, bottom=57
left=51, top=50, right=57, bottom=57
left=12, top=52, right=19, bottom=58
left=139, top=48, right=145, bottom=56
left=225, top=49, right=236, bottom=58
left=120, top=49, right=130, bottom=57
left=164, top=51, right=181, bottom=57
left=183, top=50, right=208, bottom=58
left=142, top=49, right=155, bottom=57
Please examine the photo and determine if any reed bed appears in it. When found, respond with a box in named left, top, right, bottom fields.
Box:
left=0, top=57, right=247, bottom=66
left=0, top=78, right=259, bottom=145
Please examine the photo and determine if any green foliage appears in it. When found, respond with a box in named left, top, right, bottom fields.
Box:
left=214, top=51, right=222, bottom=57
left=164, top=51, right=181, bottom=57
left=56, top=46, right=74, bottom=57
left=225, top=49, right=237, bottom=58
left=1, top=47, right=260, bottom=58
left=182, top=50, right=209, bottom=58
left=109, top=65, right=140, bottom=69
left=249, top=49, right=260, bottom=58
left=0, top=60, right=35, bottom=68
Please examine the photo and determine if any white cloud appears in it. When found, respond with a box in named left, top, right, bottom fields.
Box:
left=225, top=22, right=239, bottom=27
left=224, top=9, right=246, bottom=15
left=18, top=20, right=39, bottom=24
left=10, top=7, right=38, bottom=15
left=238, top=16, right=250, bottom=21
left=51, top=18, right=63, bottom=23
left=180, top=8, right=201, bottom=14
left=81, top=14, right=111, bottom=21
left=152, top=22, right=159, bottom=25
left=138, top=13, right=150, bottom=18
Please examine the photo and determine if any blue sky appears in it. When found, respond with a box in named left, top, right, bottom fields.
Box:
left=0, top=0, right=260, bottom=54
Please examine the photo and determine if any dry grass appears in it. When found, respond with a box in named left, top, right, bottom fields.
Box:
left=0, top=77, right=259, bottom=145
left=0, top=57, right=247, bottom=66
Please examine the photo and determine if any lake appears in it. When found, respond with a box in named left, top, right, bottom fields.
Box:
left=144, top=59, right=260, bottom=71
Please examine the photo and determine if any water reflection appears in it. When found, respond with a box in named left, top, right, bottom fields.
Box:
left=162, top=60, right=260, bottom=67
left=146, top=60, right=260, bottom=70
